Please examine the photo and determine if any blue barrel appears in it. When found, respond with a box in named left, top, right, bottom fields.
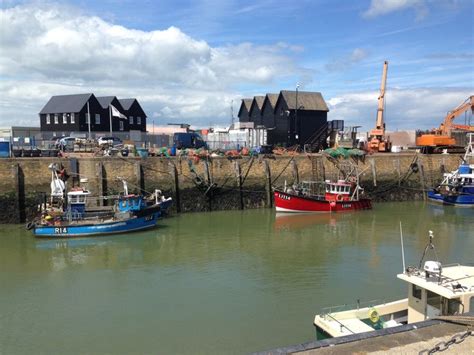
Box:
left=170, top=146, right=176, bottom=156
left=0, top=142, right=10, bottom=158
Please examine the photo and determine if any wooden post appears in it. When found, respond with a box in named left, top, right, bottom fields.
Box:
left=135, top=162, right=145, bottom=194
left=234, top=161, right=244, bottom=210
left=204, top=159, right=212, bottom=211
left=95, top=162, right=104, bottom=207
left=264, top=160, right=273, bottom=208
left=370, top=158, right=377, bottom=187
left=417, top=161, right=427, bottom=201
left=12, top=163, right=25, bottom=223
left=291, top=159, right=299, bottom=184
left=396, top=159, right=401, bottom=186
left=171, top=163, right=181, bottom=213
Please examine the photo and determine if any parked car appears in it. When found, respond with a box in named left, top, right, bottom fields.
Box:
left=97, top=136, right=122, bottom=147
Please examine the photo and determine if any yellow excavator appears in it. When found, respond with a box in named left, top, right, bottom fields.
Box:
left=416, top=96, right=474, bottom=151
left=368, top=61, right=391, bottom=152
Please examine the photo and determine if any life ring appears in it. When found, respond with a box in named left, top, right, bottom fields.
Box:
left=369, top=309, right=379, bottom=323
left=336, top=194, right=344, bottom=201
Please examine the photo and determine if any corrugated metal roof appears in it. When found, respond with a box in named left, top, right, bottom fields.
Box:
left=280, top=90, right=329, bottom=112
left=119, top=98, right=136, bottom=110
left=39, top=93, right=92, bottom=114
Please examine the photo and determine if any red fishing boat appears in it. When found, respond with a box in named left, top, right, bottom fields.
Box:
left=274, top=179, right=372, bottom=213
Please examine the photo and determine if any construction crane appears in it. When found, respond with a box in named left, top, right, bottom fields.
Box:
left=416, top=96, right=474, bottom=150
left=368, top=61, right=391, bottom=152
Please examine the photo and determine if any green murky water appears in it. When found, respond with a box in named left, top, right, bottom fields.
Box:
left=0, top=202, right=472, bottom=354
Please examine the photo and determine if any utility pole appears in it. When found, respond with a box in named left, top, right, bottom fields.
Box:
left=295, top=83, right=300, bottom=145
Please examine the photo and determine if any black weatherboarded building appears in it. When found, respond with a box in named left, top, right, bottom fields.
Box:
left=39, top=93, right=147, bottom=138
left=238, top=90, right=329, bottom=147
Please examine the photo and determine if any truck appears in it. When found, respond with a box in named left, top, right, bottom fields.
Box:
left=173, top=132, right=207, bottom=149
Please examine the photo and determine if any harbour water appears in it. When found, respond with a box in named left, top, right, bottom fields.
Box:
left=0, top=202, right=472, bottom=354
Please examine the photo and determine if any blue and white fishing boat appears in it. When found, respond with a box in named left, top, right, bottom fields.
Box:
left=428, top=133, right=474, bottom=207
left=28, top=164, right=172, bottom=237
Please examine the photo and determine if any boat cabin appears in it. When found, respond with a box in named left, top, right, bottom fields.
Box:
left=398, top=263, right=474, bottom=323
left=324, top=180, right=353, bottom=202
left=67, top=188, right=90, bottom=218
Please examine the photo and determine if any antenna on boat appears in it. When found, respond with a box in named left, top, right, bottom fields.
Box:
left=400, top=221, right=406, bottom=273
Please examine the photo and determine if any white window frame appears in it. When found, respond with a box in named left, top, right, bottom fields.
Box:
left=95, top=113, right=101, bottom=125
left=54, top=114, right=59, bottom=124
left=70, top=113, right=75, bottom=124
left=129, top=116, right=134, bottom=124
left=137, top=116, right=141, bottom=125
left=46, top=114, right=51, bottom=124
left=63, top=113, right=67, bottom=124
left=119, top=121, right=124, bottom=131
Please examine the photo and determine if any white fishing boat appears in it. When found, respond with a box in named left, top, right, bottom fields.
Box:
left=314, top=230, right=474, bottom=339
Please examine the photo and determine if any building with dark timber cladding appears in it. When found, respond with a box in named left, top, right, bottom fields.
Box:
left=238, top=90, right=329, bottom=147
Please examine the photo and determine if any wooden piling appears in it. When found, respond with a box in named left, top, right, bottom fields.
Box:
left=234, top=161, right=244, bottom=210
left=291, top=159, right=299, bottom=184
left=171, top=163, right=181, bottom=213
left=12, top=163, right=25, bottom=223
left=204, top=159, right=213, bottom=211
left=370, top=158, right=377, bottom=187
left=135, top=162, right=145, bottom=194
left=417, top=161, right=427, bottom=200
left=264, top=160, right=273, bottom=208
left=95, top=162, right=104, bottom=206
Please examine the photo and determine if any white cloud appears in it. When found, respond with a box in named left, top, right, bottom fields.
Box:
left=326, top=48, right=369, bottom=72
left=328, top=88, right=473, bottom=131
left=0, top=3, right=306, bottom=127
left=363, top=0, right=428, bottom=19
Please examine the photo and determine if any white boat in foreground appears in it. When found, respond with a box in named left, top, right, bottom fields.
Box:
left=314, top=231, right=474, bottom=339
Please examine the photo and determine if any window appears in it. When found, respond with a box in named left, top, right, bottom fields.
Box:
left=119, top=121, right=124, bottom=131
left=129, top=116, right=134, bottom=124
left=85, top=113, right=90, bottom=124
left=70, top=113, right=75, bottom=124
left=63, top=113, right=67, bottom=124
left=427, top=291, right=441, bottom=310
left=95, top=113, right=101, bottom=124
left=412, top=285, right=422, bottom=300
left=137, top=116, right=141, bottom=125
left=54, top=114, right=59, bottom=124
left=46, top=114, right=51, bottom=124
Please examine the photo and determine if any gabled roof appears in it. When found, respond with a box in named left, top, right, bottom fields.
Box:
left=96, top=96, right=117, bottom=109
left=119, top=98, right=136, bottom=110
left=39, top=93, right=93, bottom=114
left=238, top=98, right=253, bottom=117
left=249, top=96, right=265, bottom=115
left=277, top=90, right=329, bottom=112
left=261, top=93, right=279, bottom=113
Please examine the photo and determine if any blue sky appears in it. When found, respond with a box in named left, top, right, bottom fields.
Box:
left=0, top=0, right=473, bottom=131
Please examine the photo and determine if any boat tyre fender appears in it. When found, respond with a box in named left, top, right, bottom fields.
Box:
left=336, top=194, right=343, bottom=201
left=369, top=309, right=379, bottom=323
left=25, top=221, right=35, bottom=230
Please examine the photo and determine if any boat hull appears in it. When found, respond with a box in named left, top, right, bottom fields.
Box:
left=274, top=190, right=372, bottom=213
left=427, top=190, right=474, bottom=207
left=34, top=211, right=161, bottom=238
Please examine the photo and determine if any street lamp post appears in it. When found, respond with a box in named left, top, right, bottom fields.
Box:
left=295, top=84, right=300, bottom=145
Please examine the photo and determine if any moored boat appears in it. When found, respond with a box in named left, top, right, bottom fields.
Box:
left=28, top=164, right=172, bottom=238
left=313, top=231, right=474, bottom=339
left=274, top=179, right=372, bottom=213
left=428, top=133, right=474, bottom=207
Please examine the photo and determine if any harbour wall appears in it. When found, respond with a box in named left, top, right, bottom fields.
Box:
left=0, top=153, right=462, bottom=223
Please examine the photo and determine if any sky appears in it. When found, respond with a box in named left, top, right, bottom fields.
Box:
left=0, top=0, right=473, bottom=131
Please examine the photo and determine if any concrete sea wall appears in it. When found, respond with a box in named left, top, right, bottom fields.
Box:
left=0, top=153, right=462, bottom=224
